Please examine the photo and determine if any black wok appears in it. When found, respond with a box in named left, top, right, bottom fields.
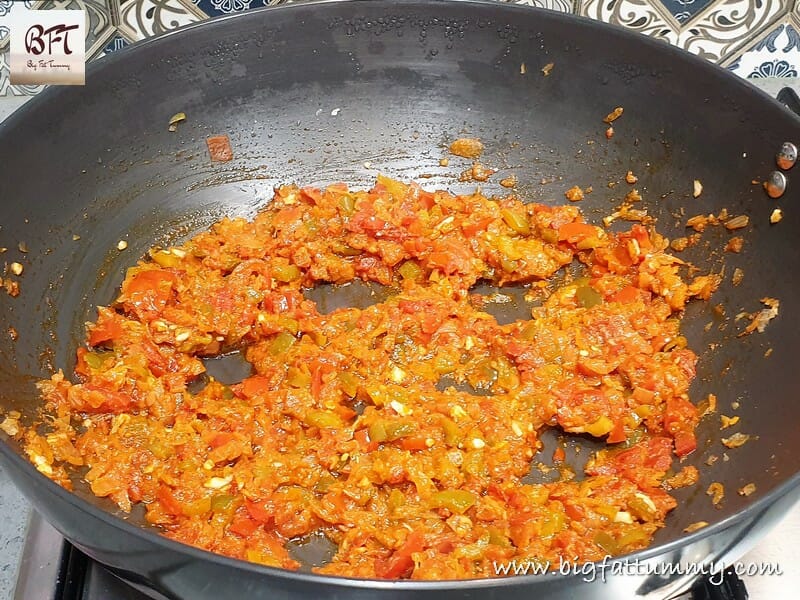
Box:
left=1, top=1, right=799, bottom=598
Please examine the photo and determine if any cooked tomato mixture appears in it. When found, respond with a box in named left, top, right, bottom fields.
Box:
left=24, top=175, right=719, bottom=579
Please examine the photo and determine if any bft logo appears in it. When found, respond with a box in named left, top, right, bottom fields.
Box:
left=25, top=23, right=80, bottom=56
left=9, top=10, right=85, bottom=85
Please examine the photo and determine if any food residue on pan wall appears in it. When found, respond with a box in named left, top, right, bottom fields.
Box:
left=724, top=215, right=749, bottom=231
left=669, top=234, right=701, bottom=253
left=706, top=482, right=724, bottom=507
left=721, top=432, right=753, bottom=449
left=2, top=257, right=23, bottom=297
left=720, top=415, right=739, bottom=429
left=448, top=137, right=484, bottom=159
left=738, top=483, right=757, bottom=497
left=168, top=112, right=186, bottom=133
left=663, top=465, right=699, bottom=490
left=459, top=162, right=496, bottom=182
left=499, top=174, right=518, bottom=189
left=724, top=237, right=744, bottom=253
left=737, top=298, right=779, bottom=336
left=684, top=521, right=708, bottom=533
left=564, top=185, right=584, bottom=202
left=0, top=411, right=21, bottom=436
left=603, top=106, right=624, bottom=124
left=685, top=209, right=748, bottom=233
left=2, top=279, right=19, bottom=297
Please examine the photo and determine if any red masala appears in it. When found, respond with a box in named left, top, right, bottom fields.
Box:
left=24, top=175, right=716, bottom=580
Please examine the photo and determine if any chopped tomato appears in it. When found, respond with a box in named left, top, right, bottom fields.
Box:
left=374, top=531, right=424, bottom=579
left=236, top=376, right=273, bottom=398
left=609, top=285, right=640, bottom=304
left=402, top=238, right=434, bottom=254
left=75, top=347, right=91, bottom=378
left=426, top=240, right=473, bottom=275
left=122, top=269, right=178, bottom=320
left=245, top=499, right=274, bottom=525
left=206, top=135, right=233, bottom=162
left=664, top=396, right=699, bottom=457
left=461, top=216, right=494, bottom=237
left=347, top=203, right=388, bottom=234
left=354, top=428, right=379, bottom=452
left=124, top=269, right=178, bottom=295
left=606, top=420, right=627, bottom=444
left=557, top=222, right=598, bottom=243
left=140, top=340, right=173, bottom=377
left=79, top=384, right=133, bottom=413
left=674, top=431, right=697, bottom=457
left=301, top=187, right=324, bottom=205
left=400, top=436, right=430, bottom=451
left=398, top=299, right=433, bottom=314
left=626, top=224, right=652, bottom=251
left=210, top=433, right=235, bottom=449
left=564, top=502, right=586, bottom=521
left=587, top=436, right=673, bottom=488
left=157, top=485, right=184, bottom=516
left=229, top=514, right=261, bottom=537
left=310, top=361, right=335, bottom=401
left=88, top=308, right=125, bottom=346
left=416, top=191, right=436, bottom=211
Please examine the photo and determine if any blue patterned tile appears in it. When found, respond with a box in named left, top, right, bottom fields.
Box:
left=96, top=33, right=129, bottom=57
left=579, top=0, right=791, bottom=68
left=508, top=0, right=573, bottom=10
left=656, top=0, right=715, bottom=24
left=727, top=22, right=800, bottom=78
left=192, top=0, right=286, bottom=18
left=105, top=34, right=129, bottom=52
left=117, top=0, right=206, bottom=41
left=755, top=22, right=800, bottom=52
left=0, top=0, right=35, bottom=15
left=749, top=58, right=798, bottom=77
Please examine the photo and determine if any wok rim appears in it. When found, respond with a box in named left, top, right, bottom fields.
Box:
left=1, top=0, right=799, bottom=589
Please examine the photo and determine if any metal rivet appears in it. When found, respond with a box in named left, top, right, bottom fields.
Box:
left=776, top=142, right=797, bottom=170
left=764, top=171, right=787, bottom=199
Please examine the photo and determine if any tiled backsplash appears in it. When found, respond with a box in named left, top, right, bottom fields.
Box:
left=1, top=0, right=799, bottom=96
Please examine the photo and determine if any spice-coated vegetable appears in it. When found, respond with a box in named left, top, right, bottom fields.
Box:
left=23, top=176, right=715, bottom=580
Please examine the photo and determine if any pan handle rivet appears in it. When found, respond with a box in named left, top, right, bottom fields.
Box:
left=764, top=170, right=787, bottom=199
left=776, top=142, right=797, bottom=170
